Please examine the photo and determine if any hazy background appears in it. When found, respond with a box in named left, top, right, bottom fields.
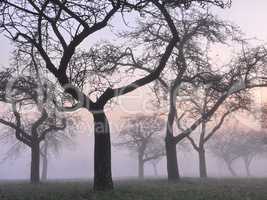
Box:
left=1, top=0, right=267, bottom=180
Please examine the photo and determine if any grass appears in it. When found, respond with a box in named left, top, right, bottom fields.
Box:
left=1, top=178, right=267, bottom=200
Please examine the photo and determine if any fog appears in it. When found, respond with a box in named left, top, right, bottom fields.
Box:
left=1, top=0, right=267, bottom=182
left=2, top=131, right=267, bottom=180
left=1, top=100, right=267, bottom=180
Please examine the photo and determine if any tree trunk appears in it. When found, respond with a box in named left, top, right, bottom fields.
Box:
left=152, top=162, right=158, bottom=177
left=138, top=154, right=144, bottom=179
left=31, top=142, right=40, bottom=184
left=41, top=140, right=48, bottom=181
left=165, top=96, right=180, bottom=181
left=198, top=120, right=207, bottom=178
left=244, top=158, right=251, bottom=177
left=165, top=138, right=180, bottom=181
left=93, top=111, right=113, bottom=191
left=198, top=148, right=207, bottom=178
left=226, top=161, right=237, bottom=177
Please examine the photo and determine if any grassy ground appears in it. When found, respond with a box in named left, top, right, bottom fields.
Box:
left=1, top=178, right=267, bottom=200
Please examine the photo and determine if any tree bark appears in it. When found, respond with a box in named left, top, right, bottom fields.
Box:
left=93, top=111, right=113, bottom=191
left=165, top=87, right=180, bottom=181
left=198, top=119, right=207, bottom=178
left=165, top=138, right=180, bottom=181
left=198, top=147, right=207, bottom=178
left=41, top=140, right=48, bottom=181
left=138, top=154, right=144, bottom=179
left=31, top=142, right=40, bottom=184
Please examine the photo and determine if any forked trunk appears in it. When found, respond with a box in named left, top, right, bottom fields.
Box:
left=93, top=111, right=113, bottom=191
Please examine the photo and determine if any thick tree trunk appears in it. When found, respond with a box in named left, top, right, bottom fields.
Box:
left=93, top=111, right=113, bottom=191
left=165, top=93, right=180, bottom=181
left=138, top=154, right=144, bottom=179
left=41, top=140, right=48, bottom=181
left=198, top=148, right=207, bottom=178
left=165, top=139, right=180, bottom=181
left=226, top=161, right=237, bottom=177
left=31, top=142, right=40, bottom=184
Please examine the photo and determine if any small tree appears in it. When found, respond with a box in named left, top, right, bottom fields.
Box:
left=40, top=113, right=78, bottom=181
left=209, top=124, right=266, bottom=177
left=115, top=114, right=165, bottom=179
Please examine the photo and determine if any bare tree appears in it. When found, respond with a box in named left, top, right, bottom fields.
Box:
left=126, top=8, right=267, bottom=180
left=0, top=71, right=67, bottom=184
left=117, top=9, right=238, bottom=180
left=114, top=114, right=165, bottom=179
left=40, top=113, right=78, bottom=181
left=209, top=130, right=239, bottom=176
left=93, top=5, right=242, bottom=181
left=175, top=82, right=251, bottom=178
left=209, top=124, right=266, bottom=177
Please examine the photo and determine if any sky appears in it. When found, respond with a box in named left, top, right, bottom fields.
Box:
left=217, top=0, right=267, bottom=40
left=1, top=0, right=267, bottom=180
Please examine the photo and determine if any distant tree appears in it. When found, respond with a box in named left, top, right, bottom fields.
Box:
left=209, top=124, right=266, bottom=177
left=114, top=114, right=165, bottom=179
left=40, top=113, right=78, bottom=181
left=146, top=139, right=166, bottom=177
left=233, top=129, right=265, bottom=177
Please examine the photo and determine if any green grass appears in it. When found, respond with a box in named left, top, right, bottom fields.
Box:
left=1, top=178, right=267, bottom=200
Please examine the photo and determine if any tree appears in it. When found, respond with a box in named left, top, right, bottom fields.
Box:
left=0, top=71, right=67, bottom=184
left=209, top=124, right=266, bottom=177
left=176, top=82, right=251, bottom=178
left=40, top=113, right=77, bottom=181
left=0, top=43, right=79, bottom=183
left=0, top=0, right=231, bottom=190
left=114, top=114, right=165, bottom=179
left=117, top=8, right=240, bottom=180
left=95, top=6, right=241, bottom=181
left=125, top=8, right=267, bottom=180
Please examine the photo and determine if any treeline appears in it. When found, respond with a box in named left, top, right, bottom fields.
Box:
left=0, top=0, right=267, bottom=191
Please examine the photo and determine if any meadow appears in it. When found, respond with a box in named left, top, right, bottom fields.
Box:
left=1, top=178, right=267, bottom=200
